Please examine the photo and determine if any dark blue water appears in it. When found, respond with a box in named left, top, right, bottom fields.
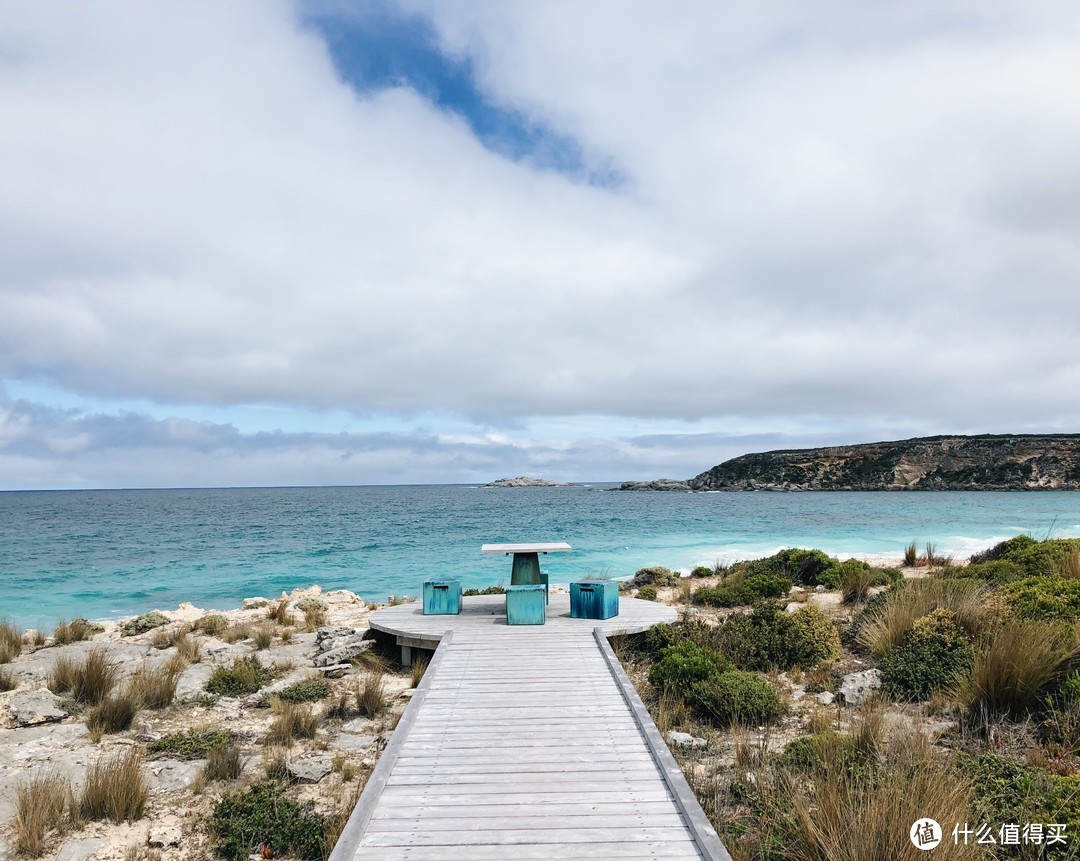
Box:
left=1, top=485, right=1078, bottom=629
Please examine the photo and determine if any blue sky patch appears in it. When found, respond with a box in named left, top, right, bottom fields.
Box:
left=303, top=5, right=623, bottom=187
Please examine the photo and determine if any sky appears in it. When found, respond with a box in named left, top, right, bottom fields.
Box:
left=2, top=1, right=1079, bottom=489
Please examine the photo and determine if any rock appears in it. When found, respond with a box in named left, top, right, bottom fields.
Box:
left=483, top=476, right=572, bottom=487
left=286, top=755, right=333, bottom=784
left=5, top=691, right=68, bottom=726
left=147, top=760, right=204, bottom=792
left=320, top=664, right=351, bottom=679
left=614, top=479, right=691, bottom=492
left=313, top=640, right=373, bottom=667
left=243, top=597, right=270, bottom=609
left=149, top=820, right=183, bottom=847
left=839, top=669, right=882, bottom=706
left=333, top=732, right=379, bottom=751
left=54, top=838, right=105, bottom=861
left=816, top=691, right=835, bottom=705
left=315, top=626, right=359, bottom=650
left=666, top=731, right=706, bottom=749
left=173, top=663, right=215, bottom=702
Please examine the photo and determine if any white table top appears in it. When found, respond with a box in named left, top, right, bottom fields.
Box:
left=481, top=542, right=573, bottom=554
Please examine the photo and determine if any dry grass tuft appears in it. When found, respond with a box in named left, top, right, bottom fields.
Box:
left=127, top=662, right=181, bottom=710
left=79, top=747, right=149, bottom=823
left=268, top=700, right=320, bottom=746
left=262, top=744, right=288, bottom=780
left=0, top=619, right=22, bottom=664
left=857, top=578, right=988, bottom=657
left=194, top=613, right=229, bottom=636
left=0, top=666, right=15, bottom=692
left=410, top=655, right=429, bottom=688
left=356, top=670, right=388, bottom=719
left=903, top=542, right=919, bottom=567
left=52, top=618, right=95, bottom=646
left=85, top=693, right=138, bottom=742
left=303, top=603, right=329, bottom=632
left=12, top=771, right=74, bottom=856
left=250, top=623, right=275, bottom=651
left=47, top=649, right=117, bottom=706
left=1061, top=548, right=1080, bottom=580
left=173, top=633, right=201, bottom=662
left=953, top=620, right=1080, bottom=723
left=267, top=599, right=296, bottom=627
left=204, top=743, right=245, bottom=782
left=220, top=625, right=251, bottom=644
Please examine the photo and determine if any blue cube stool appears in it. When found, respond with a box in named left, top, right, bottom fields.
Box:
left=570, top=580, right=619, bottom=620
left=505, top=584, right=546, bottom=625
left=423, top=577, right=462, bottom=615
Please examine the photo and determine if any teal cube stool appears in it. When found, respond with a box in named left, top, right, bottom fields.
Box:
left=423, top=578, right=462, bottom=615
left=505, top=584, right=546, bottom=625
left=570, top=580, right=619, bottom=620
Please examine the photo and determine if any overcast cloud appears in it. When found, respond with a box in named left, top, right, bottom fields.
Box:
left=1, top=2, right=1078, bottom=488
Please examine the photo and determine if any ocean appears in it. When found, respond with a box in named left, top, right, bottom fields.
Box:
left=1, top=485, right=1079, bottom=630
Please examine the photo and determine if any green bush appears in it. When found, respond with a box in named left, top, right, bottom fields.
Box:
left=648, top=640, right=730, bottom=696
left=971, top=535, right=1080, bottom=577
left=726, top=548, right=841, bottom=589
left=642, top=623, right=678, bottom=661
left=120, top=612, right=171, bottom=637
left=149, top=729, right=232, bottom=758
left=689, top=671, right=785, bottom=725
left=712, top=604, right=839, bottom=671
left=956, top=559, right=1026, bottom=584
left=692, top=574, right=790, bottom=608
left=462, top=585, right=506, bottom=596
left=690, top=565, right=715, bottom=578
left=1056, top=672, right=1080, bottom=703
left=631, top=567, right=679, bottom=588
left=206, top=656, right=274, bottom=697
left=1002, top=576, right=1080, bottom=621
left=880, top=609, right=971, bottom=700
left=272, top=680, right=331, bottom=703
left=636, top=585, right=658, bottom=601
left=211, top=782, right=327, bottom=860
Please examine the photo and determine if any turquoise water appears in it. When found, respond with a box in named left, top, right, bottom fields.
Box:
left=1, top=485, right=1079, bottom=629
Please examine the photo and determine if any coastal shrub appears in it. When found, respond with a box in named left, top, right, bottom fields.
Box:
left=13, top=771, right=74, bottom=857
left=955, top=559, right=1026, bottom=585
left=630, top=566, right=680, bottom=588
left=714, top=604, right=840, bottom=671
left=691, top=565, right=715, bottom=578
left=268, top=701, right=319, bottom=746
left=636, top=585, right=658, bottom=601
left=204, top=743, right=245, bottom=782
left=462, top=585, right=506, bottom=596
left=1001, top=575, right=1080, bottom=621
left=641, top=623, right=679, bottom=661
left=693, top=573, right=791, bottom=608
left=79, top=748, right=149, bottom=823
left=970, top=535, right=1080, bottom=577
left=648, top=640, right=730, bottom=696
left=953, top=620, right=1080, bottom=722
left=273, top=679, right=331, bottom=703
left=840, top=561, right=875, bottom=603
left=856, top=578, right=988, bottom=657
left=85, top=694, right=137, bottom=741
left=0, top=620, right=22, bottom=664
left=206, top=656, right=274, bottom=697
left=47, top=649, right=117, bottom=706
left=120, top=612, right=170, bottom=637
left=0, top=667, right=15, bottom=691
left=148, top=729, right=232, bottom=758
left=195, top=614, right=229, bottom=636
left=959, top=753, right=1080, bottom=859
left=53, top=618, right=99, bottom=645
left=689, top=671, right=784, bottom=725
left=210, top=782, right=326, bottom=861
left=293, top=597, right=324, bottom=613
left=880, top=609, right=972, bottom=700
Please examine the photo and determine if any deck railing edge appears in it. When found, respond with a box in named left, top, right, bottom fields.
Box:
left=593, top=626, right=734, bottom=861
left=327, top=630, right=455, bottom=861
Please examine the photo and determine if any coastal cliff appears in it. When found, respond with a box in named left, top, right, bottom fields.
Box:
left=687, top=434, right=1080, bottom=491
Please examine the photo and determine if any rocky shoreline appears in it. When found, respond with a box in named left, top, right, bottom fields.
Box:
left=0, top=586, right=411, bottom=861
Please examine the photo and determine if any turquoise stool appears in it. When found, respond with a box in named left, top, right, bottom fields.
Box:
left=570, top=580, right=619, bottom=620
left=423, top=577, right=462, bottom=615
left=505, top=584, right=546, bottom=625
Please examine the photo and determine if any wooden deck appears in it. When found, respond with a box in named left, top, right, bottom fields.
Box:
left=331, top=601, right=730, bottom=861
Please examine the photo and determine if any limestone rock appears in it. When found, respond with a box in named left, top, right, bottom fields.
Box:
left=313, top=640, right=373, bottom=667
left=6, top=691, right=68, bottom=726
left=666, top=731, right=706, bottom=749
left=614, top=479, right=691, bottom=492
left=243, top=597, right=270, bottom=609
left=315, top=626, right=359, bottom=650
left=320, top=664, right=351, bottom=679
left=839, top=669, right=881, bottom=706
left=286, top=755, right=333, bottom=784
left=816, top=691, right=835, bottom=705
left=149, top=817, right=183, bottom=847
left=483, top=476, right=572, bottom=487
left=54, top=838, right=105, bottom=861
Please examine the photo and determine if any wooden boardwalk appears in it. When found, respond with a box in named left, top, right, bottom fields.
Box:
left=331, top=604, right=730, bottom=861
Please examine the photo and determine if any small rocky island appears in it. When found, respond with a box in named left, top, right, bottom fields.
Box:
left=613, top=479, right=691, bottom=492
left=482, top=476, right=573, bottom=488
left=688, top=434, right=1080, bottom=491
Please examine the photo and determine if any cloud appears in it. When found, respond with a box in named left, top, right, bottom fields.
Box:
left=2, top=2, right=1079, bottom=487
